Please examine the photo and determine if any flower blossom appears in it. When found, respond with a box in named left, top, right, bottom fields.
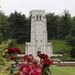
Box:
left=8, top=48, right=15, bottom=53
left=43, top=58, right=52, bottom=67
left=15, top=48, right=21, bottom=54
left=10, top=56, right=17, bottom=60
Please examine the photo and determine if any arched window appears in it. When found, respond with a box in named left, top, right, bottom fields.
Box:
left=39, top=15, right=41, bottom=21
left=36, top=15, right=38, bottom=21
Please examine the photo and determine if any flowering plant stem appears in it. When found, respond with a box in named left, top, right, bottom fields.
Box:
left=42, top=66, right=52, bottom=75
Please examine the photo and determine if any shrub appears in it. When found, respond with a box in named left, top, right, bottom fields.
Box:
left=55, top=49, right=71, bottom=54
left=67, top=36, right=75, bottom=47
left=0, top=33, right=2, bottom=44
left=8, top=39, right=17, bottom=47
left=70, top=47, right=75, bottom=58
left=61, top=53, right=75, bottom=61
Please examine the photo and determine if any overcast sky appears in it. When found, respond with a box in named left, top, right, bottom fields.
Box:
left=0, top=0, right=75, bottom=16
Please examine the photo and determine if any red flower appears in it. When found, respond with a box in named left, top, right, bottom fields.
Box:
left=38, top=53, right=48, bottom=59
left=10, top=56, right=17, bottom=60
left=43, top=59, right=52, bottom=67
left=22, top=55, right=28, bottom=60
left=8, top=48, right=15, bottom=53
left=45, top=54, right=48, bottom=59
left=33, top=61, right=38, bottom=65
left=15, top=48, right=21, bottom=54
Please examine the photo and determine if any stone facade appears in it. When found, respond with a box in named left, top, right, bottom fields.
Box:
left=26, top=10, right=53, bottom=60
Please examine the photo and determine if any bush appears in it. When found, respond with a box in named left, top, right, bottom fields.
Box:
left=55, top=49, right=71, bottom=54
left=0, top=33, right=2, bottom=44
left=70, top=47, right=75, bottom=58
left=61, top=53, right=75, bottom=61
left=67, top=36, right=75, bottom=47
left=8, top=39, right=17, bottom=47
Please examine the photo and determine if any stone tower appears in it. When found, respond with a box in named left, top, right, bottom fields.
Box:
left=26, top=10, right=53, bottom=59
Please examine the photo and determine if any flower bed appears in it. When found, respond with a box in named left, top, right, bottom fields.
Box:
left=57, top=62, right=75, bottom=66
left=0, top=40, right=52, bottom=75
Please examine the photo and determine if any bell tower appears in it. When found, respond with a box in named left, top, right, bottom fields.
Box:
left=26, top=10, right=53, bottom=59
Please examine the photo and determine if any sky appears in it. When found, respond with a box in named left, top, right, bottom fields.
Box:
left=0, top=0, right=75, bottom=17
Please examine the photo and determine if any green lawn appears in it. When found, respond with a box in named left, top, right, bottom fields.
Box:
left=16, top=43, right=25, bottom=53
left=51, top=65, right=75, bottom=75
left=50, top=39, right=71, bottom=52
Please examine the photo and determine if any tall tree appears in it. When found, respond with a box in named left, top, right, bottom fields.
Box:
left=0, top=11, right=9, bottom=40
left=67, top=16, right=75, bottom=58
left=59, top=10, right=72, bottom=39
left=0, top=16, right=2, bottom=43
left=71, top=16, right=75, bottom=36
left=8, top=11, right=30, bottom=42
left=46, top=13, right=60, bottom=39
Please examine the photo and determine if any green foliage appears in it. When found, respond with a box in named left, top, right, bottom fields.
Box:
left=67, top=31, right=75, bottom=58
left=8, top=39, right=17, bottom=47
left=0, top=39, right=14, bottom=75
left=0, top=10, right=9, bottom=40
left=61, top=53, right=75, bottom=61
left=42, top=66, right=52, bottom=75
left=46, top=13, right=60, bottom=39
left=8, top=11, right=30, bottom=43
left=0, top=9, right=74, bottom=42
left=67, top=35, right=75, bottom=47
left=0, top=33, right=2, bottom=44
left=0, top=39, right=12, bottom=56
left=59, top=10, right=72, bottom=39
left=71, top=16, right=75, bottom=36
left=70, top=47, right=75, bottom=58
left=0, top=17, right=2, bottom=44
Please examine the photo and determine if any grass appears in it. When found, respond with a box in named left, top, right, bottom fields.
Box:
left=16, top=43, right=25, bottom=53
left=50, top=39, right=71, bottom=52
left=51, top=65, right=75, bottom=75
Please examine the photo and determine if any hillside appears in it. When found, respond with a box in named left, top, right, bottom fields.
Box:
left=50, top=39, right=71, bottom=53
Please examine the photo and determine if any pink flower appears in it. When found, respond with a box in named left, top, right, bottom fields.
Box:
left=35, top=65, right=42, bottom=73
left=22, top=67, right=28, bottom=73
left=18, top=54, right=42, bottom=75
left=33, top=60, right=38, bottom=65
left=28, top=65, right=34, bottom=74
left=22, top=55, right=28, bottom=60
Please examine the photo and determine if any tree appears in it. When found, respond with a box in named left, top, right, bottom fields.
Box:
left=59, top=10, right=72, bottom=39
left=67, top=35, right=75, bottom=47
left=67, top=16, right=75, bottom=58
left=0, top=17, right=2, bottom=43
left=46, top=13, right=60, bottom=39
left=0, top=11, right=9, bottom=40
left=0, top=13, right=3, bottom=43
left=70, top=47, right=75, bottom=58
left=8, top=11, right=30, bottom=43
left=71, top=16, right=75, bottom=36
